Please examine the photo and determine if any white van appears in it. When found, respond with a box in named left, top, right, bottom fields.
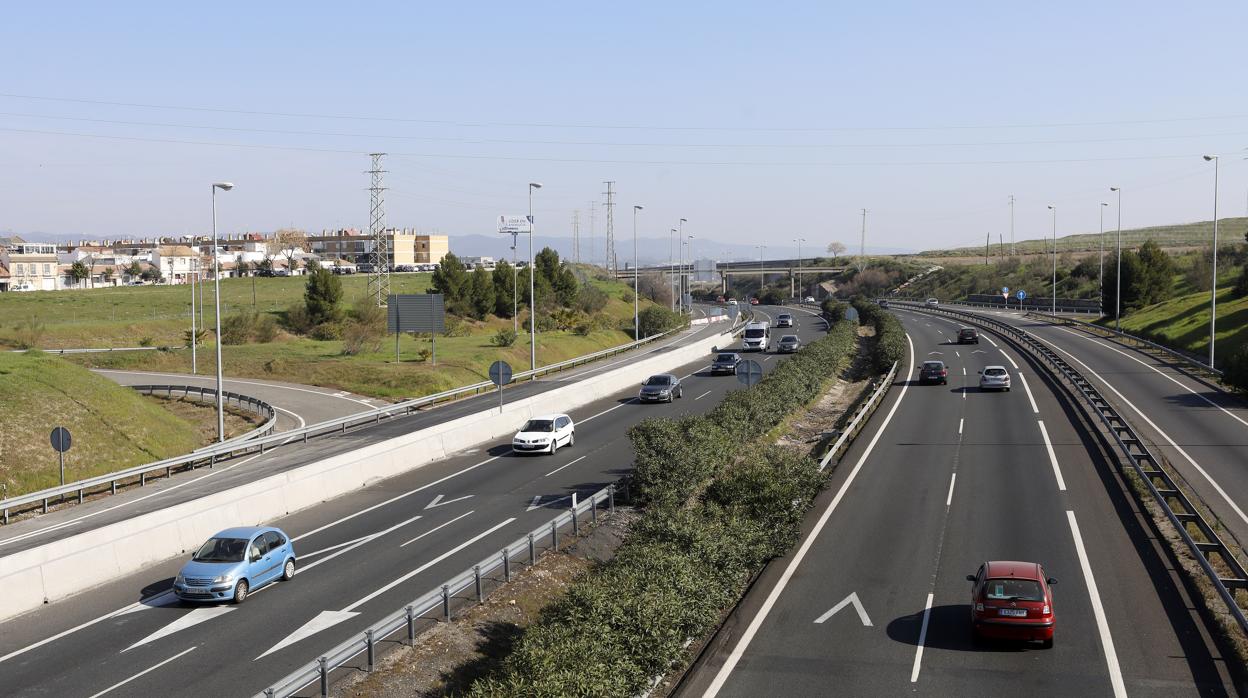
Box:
left=742, top=321, right=770, bottom=352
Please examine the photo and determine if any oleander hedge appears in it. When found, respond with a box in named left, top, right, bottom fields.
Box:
left=465, top=320, right=859, bottom=698
left=852, top=298, right=906, bottom=372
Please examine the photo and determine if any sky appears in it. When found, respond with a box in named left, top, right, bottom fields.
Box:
left=1, top=1, right=1246, bottom=259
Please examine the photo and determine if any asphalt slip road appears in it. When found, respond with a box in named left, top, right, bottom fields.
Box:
left=0, top=314, right=731, bottom=558
left=681, top=308, right=1239, bottom=697
left=0, top=305, right=817, bottom=697
left=956, top=307, right=1248, bottom=549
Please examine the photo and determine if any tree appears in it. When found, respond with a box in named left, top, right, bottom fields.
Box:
left=269, top=229, right=308, bottom=272
left=69, top=261, right=89, bottom=288
left=534, top=247, right=578, bottom=306
left=1134, top=240, right=1175, bottom=307
left=304, top=263, right=344, bottom=324
left=469, top=266, right=496, bottom=319
left=428, top=252, right=471, bottom=315
left=492, top=260, right=516, bottom=318
left=101, top=267, right=114, bottom=284
left=256, top=258, right=274, bottom=275
left=125, top=261, right=142, bottom=279
left=826, top=241, right=847, bottom=259
left=236, top=260, right=251, bottom=277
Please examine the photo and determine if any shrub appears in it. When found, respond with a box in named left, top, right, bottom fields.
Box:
left=576, top=284, right=609, bottom=314
left=220, top=311, right=265, bottom=345
left=341, top=320, right=384, bottom=356
left=636, top=306, right=686, bottom=339
left=253, top=315, right=279, bottom=343
left=283, top=303, right=314, bottom=334
left=1224, top=345, right=1248, bottom=394
left=443, top=316, right=470, bottom=337
left=415, top=348, right=433, bottom=362
left=304, top=264, right=344, bottom=324
left=139, top=336, right=154, bottom=347
left=853, top=298, right=904, bottom=372
left=1234, top=266, right=1248, bottom=300
left=491, top=327, right=518, bottom=347
left=13, top=318, right=45, bottom=349
left=310, top=322, right=344, bottom=341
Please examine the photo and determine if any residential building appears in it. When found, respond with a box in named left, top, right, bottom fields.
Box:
left=415, top=234, right=449, bottom=265
left=308, top=228, right=448, bottom=267
left=460, top=256, right=495, bottom=269
left=2, top=243, right=59, bottom=291
left=151, top=245, right=199, bottom=284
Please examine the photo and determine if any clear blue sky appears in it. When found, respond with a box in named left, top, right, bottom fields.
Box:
left=1, top=1, right=1245, bottom=256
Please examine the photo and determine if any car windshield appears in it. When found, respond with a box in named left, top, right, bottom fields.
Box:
left=643, top=375, right=672, bottom=386
left=781, top=335, right=799, bottom=342
left=779, top=315, right=791, bottom=320
left=521, top=419, right=555, bottom=433
left=716, top=354, right=736, bottom=362
left=961, top=329, right=975, bottom=335
left=193, top=537, right=249, bottom=563
left=744, top=328, right=765, bottom=338
left=984, top=368, right=1007, bottom=376
left=984, top=578, right=1044, bottom=601
left=923, top=362, right=944, bottom=370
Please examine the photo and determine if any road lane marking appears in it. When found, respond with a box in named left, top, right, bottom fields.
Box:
left=946, top=473, right=957, bottom=507
left=399, top=510, right=475, bottom=548
left=351, top=518, right=515, bottom=612
left=695, top=390, right=712, bottom=400
left=813, top=592, right=872, bottom=626
left=1018, top=372, right=1039, bottom=413
left=256, top=610, right=359, bottom=660
left=983, top=335, right=999, bottom=348
left=958, top=418, right=963, bottom=435
left=954, top=351, right=960, bottom=357
left=962, top=367, right=966, bottom=376
left=1037, top=421, right=1067, bottom=491
left=88, top=646, right=197, bottom=698
left=763, top=355, right=774, bottom=362
left=425, top=494, right=474, bottom=509
left=301, top=513, right=425, bottom=573
left=680, top=365, right=711, bottom=380
left=124, top=607, right=233, bottom=652
left=701, top=331, right=915, bottom=697
left=1067, top=511, right=1127, bottom=698
left=545, top=455, right=587, bottom=477
left=526, top=494, right=573, bottom=512
left=1001, top=350, right=1020, bottom=370
left=909, top=592, right=934, bottom=682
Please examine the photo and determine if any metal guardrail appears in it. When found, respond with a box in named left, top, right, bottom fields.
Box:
left=128, top=384, right=279, bottom=447
left=1023, top=311, right=1223, bottom=379
left=257, top=483, right=618, bottom=698
left=889, top=297, right=1101, bottom=315
left=895, top=301, right=1248, bottom=638
left=0, top=323, right=710, bottom=523
left=10, top=346, right=165, bottom=354
left=819, top=361, right=899, bottom=471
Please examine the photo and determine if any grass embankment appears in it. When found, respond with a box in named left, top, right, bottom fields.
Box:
left=903, top=258, right=1102, bottom=303
left=915, top=217, right=1248, bottom=258
left=0, top=352, right=203, bottom=496
left=1, top=271, right=659, bottom=400
left=1099, top=285, right=1248, bottom=366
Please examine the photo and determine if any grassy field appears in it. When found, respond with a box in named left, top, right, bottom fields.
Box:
left=1100, top=285, right=1248, bottom=368
left=0, top=351, right=207, bottom=496
left=914, top=217, right=1248, bottom=258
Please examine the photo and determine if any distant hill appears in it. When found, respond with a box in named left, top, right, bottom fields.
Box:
left=915, top=217, right=1248, bottom=258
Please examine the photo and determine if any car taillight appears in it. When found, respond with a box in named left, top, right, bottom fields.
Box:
left=940, top=370, right=947, bottom=376
left=975, top=603, right=984, bottom=611
left=1042, top=604, right=1050, bottom=615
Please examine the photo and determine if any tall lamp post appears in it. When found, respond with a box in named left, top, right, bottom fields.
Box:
left=757, top=244, right=766, bottom=296
left=210, top=182, right=234, bottom=443
left=1204, top=155, right=1220, bottom=368
left=190, top=254, right=197, bottom=375
left=1110, top=187, right=1122, bottom=329
left=1047, top=204, right=1057, bottom=315
left=1098, top=202, right=1108, bottom=303
left=678, top=218, right=687, bottom=309
left=632, top=205, right=644, bottom=338
left=669, top=228, right=677, bottom=312
left=794, top=237, right=806, bottom=299
left=510, top=232, right=519, bottom=334
left=528, top=182, right=542, bottom=371
left=684, top=234, right=694, bottom=310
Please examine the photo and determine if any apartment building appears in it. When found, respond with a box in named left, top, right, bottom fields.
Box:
left=2, top=243, right=59, bottom=291
left=151, top=245, right=200, bottom=284
left=308, top=229, right=449, bottom=267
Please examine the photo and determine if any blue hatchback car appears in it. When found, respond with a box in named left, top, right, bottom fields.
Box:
left=174, top=526, right=296, bottom=604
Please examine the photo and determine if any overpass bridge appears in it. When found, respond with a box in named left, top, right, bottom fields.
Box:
left=612, top=258, right=848, bottom=296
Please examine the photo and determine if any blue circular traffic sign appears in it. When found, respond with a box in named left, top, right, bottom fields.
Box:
left=1016, top=290, right=1027, bottom=301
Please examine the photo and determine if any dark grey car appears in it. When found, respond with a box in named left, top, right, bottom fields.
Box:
left=776, top=334, right=801, bottom=353
left=639, top=373, right=683, bottom=402
left=711, top=352, right=740, bottom=375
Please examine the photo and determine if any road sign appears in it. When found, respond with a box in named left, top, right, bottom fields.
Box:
left=845, top=307, right=859, bottom=323
left=496, top=215, right=532, bottom=235
left=489, top=360, right=513, bottom=386
left=50, top=427, right=72, bottom=452
left=1016, top=290, right=1027, bottom=300
left=735, top=359, right=763, bottom=387
left=1002, top=286, right=1009, bottom=294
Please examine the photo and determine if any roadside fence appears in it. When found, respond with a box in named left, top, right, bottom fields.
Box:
left=1024, top=311, right=1222, bottom=379
left=128, top=384, right=279, bottom=446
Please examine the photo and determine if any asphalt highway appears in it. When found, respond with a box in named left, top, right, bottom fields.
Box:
left=0, top=314, right=730, bottom=557
left=680, top=308, right=1239, bottom=697
left=0, top=304, right=818, bottom=697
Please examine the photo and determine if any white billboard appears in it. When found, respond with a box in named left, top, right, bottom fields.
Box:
left=496, top=215, right=532, bottom=235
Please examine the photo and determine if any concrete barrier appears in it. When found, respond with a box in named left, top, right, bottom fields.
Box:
left=0, top=327, right=734, bottom=622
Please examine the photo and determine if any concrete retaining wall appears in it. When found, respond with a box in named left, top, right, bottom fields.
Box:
left=0, top=328, right=735, bottom=622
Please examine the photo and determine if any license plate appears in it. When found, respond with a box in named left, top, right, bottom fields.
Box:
left=186, top=587, right=211, bottom=594
left=999, top=608, right=1027, bottom=617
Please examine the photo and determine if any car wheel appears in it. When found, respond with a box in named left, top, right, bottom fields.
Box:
left=232, top=579, right=249, bottom=604
left=549, top=440, right=558, bottom=456
left=568, top=432, right=575, bottom=447
left=282, top=558, right=296, bottom=581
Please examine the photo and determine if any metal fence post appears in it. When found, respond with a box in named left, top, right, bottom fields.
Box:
left=111, top=480, right=117, bottom=495
left=406, top=605, right=416, bottom=644
left=503, top=548, right=511, bottom=583
left=264, top=689, right=274, bottom=698
left=318, top=656, right=329, bottom=697
left=528, top=533, right=536, bottom=565
left=474, top=565, right=483, bottom=602
left=551, top=520, right=558, bottom=550
left=590, top=493, right=597, bottom=524
left=442, top=584, right=451, bottom=620
left=609, top=484, right=615, bottom=513
left=571, top=503, right=579, bottom=537
left=366, top=629, right=375, bottom=671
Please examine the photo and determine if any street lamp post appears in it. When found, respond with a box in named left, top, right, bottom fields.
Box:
left=633, top=205, right=644, bottom=338
left=1047, top=204, right=1057, bottom=315
left=528, top=183, right=542, bottom=372
left=684, top=234, right=694, bottom=310
left=677, top=218, right=687, bottom=310
left=794, top=237, right=806, bottom=299
left=1111, top=187, right=1122, bottom=330
left=669, top=228, right=677, bottom=312
left=757, top=245, right=766, bottom=295
left=190, top=255, right=197, bottom=375
left=1098, top=202, right=1108, bottom=302
left=510, top=232, right=518, bottom=334
left=210, top=182, right=234, bottom=443
left=1204, top=155, right=1220, bottom=368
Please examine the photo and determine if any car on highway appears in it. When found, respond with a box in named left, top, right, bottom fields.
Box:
left=958, top=327, right=979, bottom=344
left=918, top=360, right=948, bottom=385
left=711, top=352, right=741, bottom=375
left=512, top=414, right=575, bottom=455
left=750, top=298, right=760, bottom=305
left=926, top=297, right=940, bottom=306
left=967, top=560, right=1057, bottom=647
left=639, top=373, right=683, bottom=402
left=728, top=299, right=739, bottom=306
left=978, top=366, right=1011, bottom=391
left=804, top=296, right=816, bottom=303
left=742, top=321, right=770, bottom=352
left=879, top=299, right=890, bottom=309
left=775, top=313, right=794, bottom=328
left=174, top=526, right=296, bottom=604
left=776, top=334, right=801, bottom=353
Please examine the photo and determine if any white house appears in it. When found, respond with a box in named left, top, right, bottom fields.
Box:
left=151, top=245, right=199, bottom=284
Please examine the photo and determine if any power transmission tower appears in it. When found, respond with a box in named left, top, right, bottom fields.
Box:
left=603, top=182, right=616, bottom=273
left=367, top=153, right=389, bottom=307
left=572, top=210, right=581, bottom=264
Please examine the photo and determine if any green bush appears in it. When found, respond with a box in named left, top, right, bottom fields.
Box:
left=282, top=303, right=314, bottom=334
left=304, top=264, right=344, bottom=325
left=1224, top=345, right=1248, bottom=394
left=853, top=298, right=904, bottom=372
left=637, top=305, right=686, bottom=339
left=309, top=322, right=344, bottom=341
left=1234, top=266, right=1248, bottom=300
left=220, top=311, right=280, bottom=345
left=491, top=327, right=518, bottom=347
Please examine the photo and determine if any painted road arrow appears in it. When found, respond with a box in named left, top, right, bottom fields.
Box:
left=256, top=610, right=359, bottom=659
left=425, top=494, right=474, bottom=510
left=526, top=494, right=573, bottom=512
left=813, top=592, right=873, bottom=626
left=125, top=606, right=235, bottom=651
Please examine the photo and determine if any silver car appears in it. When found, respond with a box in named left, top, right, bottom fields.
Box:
left=978, top=366, right=1011, bottom=391
left=639, top=374, right=683, bottom=402
left=776, top=334, right=801, bottom=353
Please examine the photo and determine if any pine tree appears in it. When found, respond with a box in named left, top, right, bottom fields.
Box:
left=492, top=260, right=515, bottom=317
left=470, top=266, right=496, bottom=319
left=304, top=263, right=344, bottom=324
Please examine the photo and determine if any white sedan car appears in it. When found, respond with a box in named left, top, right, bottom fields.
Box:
left=978, top=366, right=1011, bottom=391
left=512, top=414, right=575, bottom=455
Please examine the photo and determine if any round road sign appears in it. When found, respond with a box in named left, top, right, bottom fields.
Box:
left=1016, top=290, right=1027, bottom=301
left=489, top=360, right=513, bottom=386
left=735, top=359, right=763, bottom=387
left=50, top=426, right=72, bottom=453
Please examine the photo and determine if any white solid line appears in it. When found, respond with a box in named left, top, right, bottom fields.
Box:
left=399, top=510, right=475, bottom=548
left=1037, top=421, right=1067, bottom=491
left=763, top=355, right=774, bottom=362
left=695, top=390, right=712, bottom=401
left=1018, top=372, right=1039, bottom=413
left=545, top=455, right=587, bottom=477
left=1001, top=350, right=1020, bottom=370
left=910, top=593, right=934, bottom=683
left=983, top=334, right=1000, bottom=348
left=292, top=456, right=499, bottom=543
left=962, top=367, right=967, bottom=376
left=349, top=517, right=514, bottom=611
left=0, top=592, right=169, bottom=665
left=701, top=332, right=916, bottom=697
left=680, top=365, right=711, bottom=380
left=958, top=418, right=963, bottom=435
left=88, top=646, right=198, bottom=698
left=1067, top=511, right=1127, bottom=698
left=945, top=473, right=957, bottom=507
left=1046, top=341, right=1248, bottom=530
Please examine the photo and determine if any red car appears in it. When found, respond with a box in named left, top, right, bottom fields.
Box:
left=750, top=298, right=760, bottom=305
left=967, top=560, right=1057, bottom=647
